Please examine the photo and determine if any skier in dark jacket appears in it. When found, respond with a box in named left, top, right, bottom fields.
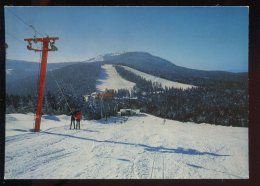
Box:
left=70, top=109, right=77, bottom=130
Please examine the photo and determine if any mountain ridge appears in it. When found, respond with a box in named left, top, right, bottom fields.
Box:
left=6, top=51, right=247, bottom=95
left=7, top=51, right=247, bottom=74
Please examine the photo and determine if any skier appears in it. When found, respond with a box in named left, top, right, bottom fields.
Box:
left=75, top=110, right=82, bottom=130
left=70, top=109, right=77, bottom=130
left=162, top=118, right=166, bottom=125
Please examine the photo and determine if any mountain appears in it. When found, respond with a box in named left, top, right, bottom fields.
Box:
left=84, top=52, right=125, bottom=62
left=6, top=59, right=80, bottom=83
left=100, top=52, right=247, bottom=85
left=82, top=51, right=247, bottom=86
left=6, top=52, right=247, bottom=95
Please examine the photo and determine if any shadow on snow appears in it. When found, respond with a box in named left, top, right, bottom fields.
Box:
left=42, top=115, right=60, bottom=121
left=94, top=114, right=147, bottom=125
left=96, top=67, right=109, bottom=88
left=94, top=116, right=129, bottom=124
left=11, top=129, right=30, bottom=132
left=80, top=129, right=99, bottom=133
left=41, top=131, right=230, bottom=157
left=186, top=163, right=242, bottom=178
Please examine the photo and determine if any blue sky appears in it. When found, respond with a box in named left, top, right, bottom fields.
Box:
left=5, top=6, right=248, bottom=72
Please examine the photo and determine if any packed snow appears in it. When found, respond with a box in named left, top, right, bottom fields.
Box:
left=85, top=55, right=105, bottom=62
left=120, top=65, right=195, bottom=90
left=5, top=113, right=248, bottom=179
left=96, top=64, right=136, bottom=92
left=85, top=52, right=125, bottom=62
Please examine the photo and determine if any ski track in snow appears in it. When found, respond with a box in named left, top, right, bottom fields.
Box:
left=96, top=64, right=136, bottom=92
left=96, top=64, right=195, bottom=93
left=119, top=65, right=195, bottom=90
left=5, top=113, right=248, bottom=179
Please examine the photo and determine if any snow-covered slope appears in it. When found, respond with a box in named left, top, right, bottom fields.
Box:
left=85, top=55, right=105, bottom=62
left=5, top=113, right=248, bottom=179
left=85, top=52, right=125, bottom=62
left=95, top=64, right=195, bottom=93
left=120, top=65, right=195, bottom=89
left=96, top=64, right=136, bottom=92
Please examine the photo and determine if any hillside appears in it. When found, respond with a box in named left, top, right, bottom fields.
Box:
left=6, top=59, right=78, bottom=83
left=95, top=64, right=195, bottom=92
left=102, top=52, right=247, bottom=86
left=119, top=65, right=195, bottom=89
left=6, top=61, right=101, bottom=96
left=5, top=113, right=248, bottom=179
left=96, top=64, right=136, bottom=92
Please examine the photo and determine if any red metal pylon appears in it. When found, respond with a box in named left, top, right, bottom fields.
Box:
left=24, top=37, right=59, bottom=132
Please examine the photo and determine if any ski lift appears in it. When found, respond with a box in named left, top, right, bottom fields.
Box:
left=50, top=40, right=58, bottom=51
left=33, top=35, right=37, bottom=44
left=26, top=40, right=33, bottom=50
left=25, top=37, right=58, bottom=52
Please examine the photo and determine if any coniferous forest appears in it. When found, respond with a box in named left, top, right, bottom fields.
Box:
left=114, top=65, right=248, bottom=127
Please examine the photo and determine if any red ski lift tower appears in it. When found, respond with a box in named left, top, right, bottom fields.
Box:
left=25, top=36, right=59, bottom=132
